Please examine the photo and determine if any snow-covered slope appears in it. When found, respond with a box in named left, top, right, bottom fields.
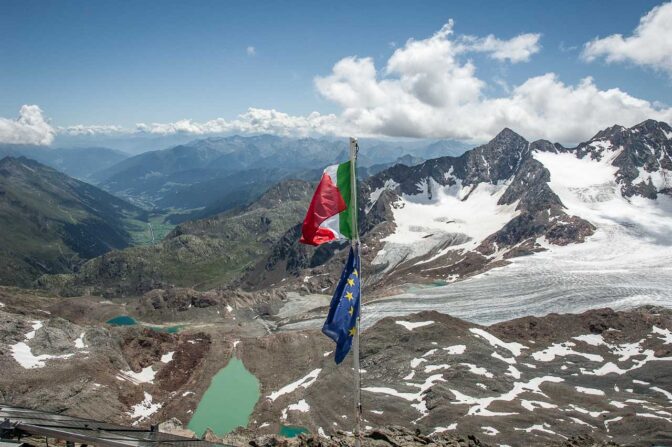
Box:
left=250, top=120, right=671, bottom=294
left=359, top=120, right=672, bottom=287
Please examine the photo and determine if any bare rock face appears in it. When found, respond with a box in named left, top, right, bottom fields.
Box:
left=242, top=307, right=672, bottom=447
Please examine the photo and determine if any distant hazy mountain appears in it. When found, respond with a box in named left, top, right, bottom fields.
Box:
left=0, top=156, right=146, bottom=286
left=0, top=144, right=128, bottom=181
left=91, top=134, right=466, bottom=213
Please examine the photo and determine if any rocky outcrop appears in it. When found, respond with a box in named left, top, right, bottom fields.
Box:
left=242, top=306, right=672, bottom=447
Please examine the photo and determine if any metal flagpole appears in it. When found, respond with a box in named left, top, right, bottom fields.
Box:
left=349, top=137, right=363, bottom=447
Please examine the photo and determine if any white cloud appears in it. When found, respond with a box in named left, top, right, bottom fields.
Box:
left=460, top=32, right=541, bottom=63
left=136, top=108, right=341, bottom=137
left=0, top=105, right=55, bottom=145
left=582, top=2, right=672, bottom=76
left=314, top=20, right=672, bottom=143
left=246, top=46, right=256, bottom=56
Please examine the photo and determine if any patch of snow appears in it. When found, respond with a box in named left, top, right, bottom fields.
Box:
left=395, top=320, right=434, bottom=331
left=370, top=410, right=383, bottom=415
left=506, top=365, right=522, bottom=379
left=120, top=366, right=156, bottom=384
left=652, top=386, right=672, bottom=401
left=25, top=321, right=42, bottom=340
left=470, top=328, right=526, bottom=356
left=575, top=386, right=605, bottom=396
left=481, top=426, right=498, bottom=436
left=449, top=376, right=563, bottom=416
left=459, top=363, right=493, bottom=378
left=74, top=332, right=86, bottom=349
left=11, top=342, right=74, bottom=369
left=443, top=344, right=466, bottom=355
left=431, top=424, right=456, bottom=435
left=491, top=352, right=516, bottom=365
left=570, top=405, right=607, bottom=418
left=363, top=374, right=445, bottom=417
left=410, top=358, right=427, bottom=369
left=286, top=399, right=310, bottom=413
left=182, top=391, right=195, bottom=397
left=422, top=348, right=438, bottom=357
left=604, top=416, right=622, bottom=431
left=367, top=179, right=400, bottom=212
left=161, top=351, right=175, bottom=363
left=573, top=334, right=604, bottom=346
left=653, top=326, right=672, bottom=344
left=531, top=342, right=603, bottom=363
left=267, top=369, right=321, bottom=401
left=520, top=400, right=556, bottom=411
left=514, top=423, right=559, bottom=436
left=128, top=392, right=161, bottom=423
left=323, top=350, right=333, bottom=357
left=424, top=364, right=450, bottom=373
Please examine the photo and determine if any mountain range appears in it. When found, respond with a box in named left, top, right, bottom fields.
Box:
left=31, top=120, right=672, bottom=303
left=90, top=135, right=467, bottom=213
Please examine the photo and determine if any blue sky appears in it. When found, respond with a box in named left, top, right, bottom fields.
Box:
left=0, top=0, right=671, bottom=144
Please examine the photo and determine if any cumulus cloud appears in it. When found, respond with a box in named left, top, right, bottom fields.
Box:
left=0, top=105, right=56, bottom=145
left=314, top=20, right=672, bottom=143
left=246, top=46, right=256, bottom=56
left=136, top=108, right=341, bottom=137
left=460, top=32, right=541, bottom=63
left=582, top=2, right=672, bottom=76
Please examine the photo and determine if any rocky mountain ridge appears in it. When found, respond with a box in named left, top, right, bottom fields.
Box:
left=247, top=119, right=671, bottom=293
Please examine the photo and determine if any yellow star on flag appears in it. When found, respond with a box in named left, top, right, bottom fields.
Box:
left=345, top=291, right=353, bottom=301
left=349, top=326, right=357, bottom=336
left=348, top=306, right=354, bottom=316
left=353, top=269, right=359, bottom=277
left=347, top=278, right=355, bottom=286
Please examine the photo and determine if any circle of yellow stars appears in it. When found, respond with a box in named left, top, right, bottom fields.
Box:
left=345, top=268, right=359, bottom=336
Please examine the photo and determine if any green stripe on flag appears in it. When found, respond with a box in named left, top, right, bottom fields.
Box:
left=336, top=161, right=356, bottom=239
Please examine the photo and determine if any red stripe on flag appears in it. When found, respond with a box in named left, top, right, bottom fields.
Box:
left=300, top=172, right=347, bottom=246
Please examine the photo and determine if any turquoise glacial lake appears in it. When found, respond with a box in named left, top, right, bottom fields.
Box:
left=188, top=358, right=260, bottom=436
left=279, top=425, right=309, bottom=438
left=106, top=315, right=137, bottom=326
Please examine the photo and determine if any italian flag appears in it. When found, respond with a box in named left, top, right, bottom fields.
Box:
left=300, top=161, right=357, bottom=246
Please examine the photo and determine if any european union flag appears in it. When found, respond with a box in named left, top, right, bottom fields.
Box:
left=322, top=246, right=360, bottom=364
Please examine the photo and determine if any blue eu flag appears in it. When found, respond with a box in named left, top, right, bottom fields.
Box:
left=322, top=247, right=360, bottom=364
